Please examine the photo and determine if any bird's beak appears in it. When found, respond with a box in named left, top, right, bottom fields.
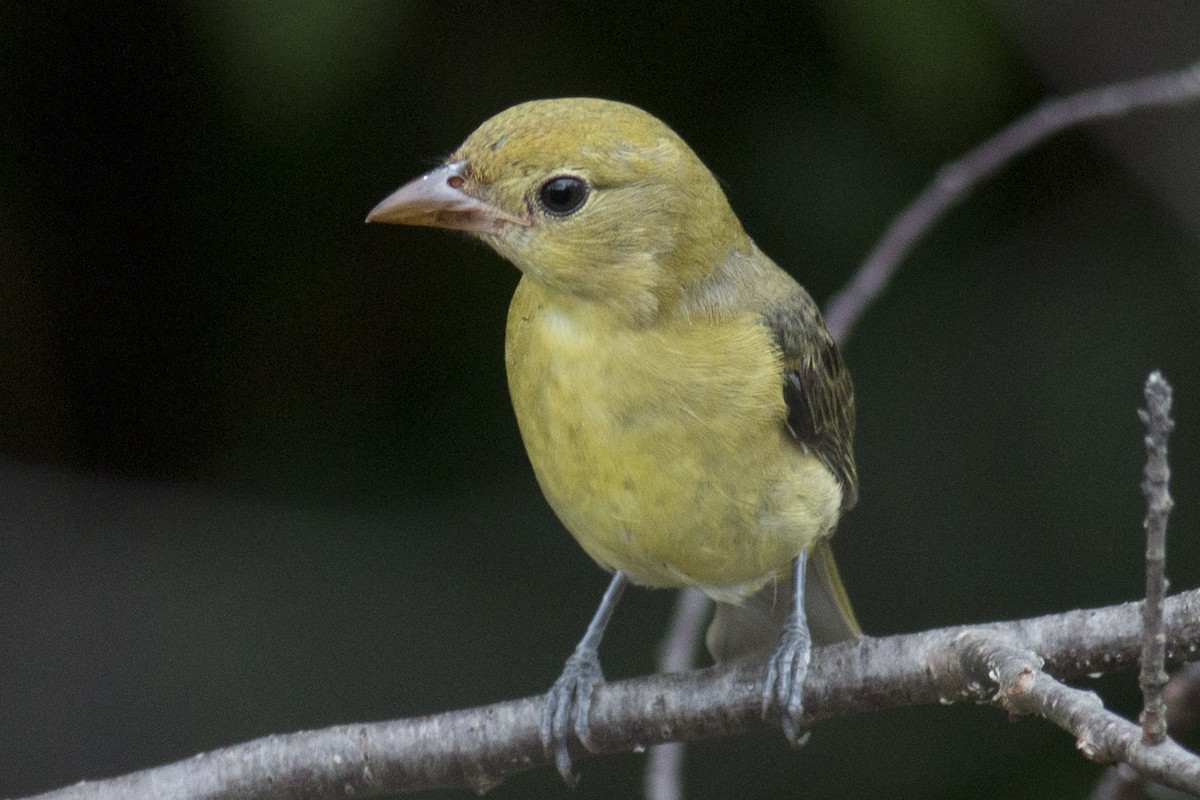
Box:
left=366, top=161, right=531, bottom=234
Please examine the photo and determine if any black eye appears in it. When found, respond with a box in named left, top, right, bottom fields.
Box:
left=538, top=176, right=589, bottom=216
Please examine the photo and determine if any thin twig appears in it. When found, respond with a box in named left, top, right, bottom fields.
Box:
left=1140, top=372, right=1176, bottom=744
left=822, top=58, right=1200, bottom=344
left=1092, top=663, right=1200, bottom=800
left=644, top=587, right=710, bottom=800
left=17, top=589, right=1200, bottom=800
left=961, top=635, right=1200, bottom=795
left=657, top=588, right=712, bottom=674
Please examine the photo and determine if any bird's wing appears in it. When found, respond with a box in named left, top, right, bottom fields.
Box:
left=763, top=295, right=858, bottom=510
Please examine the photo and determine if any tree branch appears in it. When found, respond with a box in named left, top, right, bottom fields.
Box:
left=1090, top=374, right=1185, bottom=800
left=1140, top=371, right=1176, bottom=744
left=1091, top=663, right=1200, bottom=800
left=644, top=586, right=710, bottom=800
left=821, top=57, right=1200, bottom=344
left=18, top=589, right=1200, bottom=800
left=964, top=635, right=1200, bottom=795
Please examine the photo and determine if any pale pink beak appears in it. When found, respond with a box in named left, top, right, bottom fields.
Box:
left=366, top=161, right=531, bottom=234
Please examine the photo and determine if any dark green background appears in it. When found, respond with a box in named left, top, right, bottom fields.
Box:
left=2, top=3, right=1199, bottom=798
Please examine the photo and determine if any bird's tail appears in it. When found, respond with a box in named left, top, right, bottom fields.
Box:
left=706, top=538, right=860, bottom=663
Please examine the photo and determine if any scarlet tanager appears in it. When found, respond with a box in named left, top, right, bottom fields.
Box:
left=368, top=98, right=859, bottom=783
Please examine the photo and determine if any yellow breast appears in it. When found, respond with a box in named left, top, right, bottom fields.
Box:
left=505, top=278, right=842, bottom=603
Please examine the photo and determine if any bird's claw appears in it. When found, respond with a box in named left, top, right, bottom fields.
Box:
left=541, top=649, right=604, bottom=786
left=762, top=614, right=812, bottom=747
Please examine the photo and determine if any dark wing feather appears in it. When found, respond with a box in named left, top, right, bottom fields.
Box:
left=764, top=293, right=858, bottom=510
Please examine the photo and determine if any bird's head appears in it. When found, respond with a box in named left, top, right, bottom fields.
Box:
left=368, top=98, right=748, bottom=322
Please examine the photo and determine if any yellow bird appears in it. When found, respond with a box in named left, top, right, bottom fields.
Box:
left=368, top=98, right=859, bottom=783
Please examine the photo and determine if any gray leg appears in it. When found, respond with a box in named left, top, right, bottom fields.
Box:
left=541, top=571, right=628, bottom=785
left=762, top=550, right=812, bottom=746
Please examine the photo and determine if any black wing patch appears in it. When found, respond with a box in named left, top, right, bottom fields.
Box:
left=764, top=295, right=858, bottom=510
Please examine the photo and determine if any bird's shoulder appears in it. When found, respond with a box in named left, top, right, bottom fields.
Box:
left=681, top=246, right=858, bottom=508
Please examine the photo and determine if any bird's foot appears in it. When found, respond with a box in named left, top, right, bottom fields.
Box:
left=762, top=612, right=813, bottom=747
left=541, top=647, right=604, bottom=786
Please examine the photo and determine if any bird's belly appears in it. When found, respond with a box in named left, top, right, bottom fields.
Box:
left=506, top=309, right=841, bottom=601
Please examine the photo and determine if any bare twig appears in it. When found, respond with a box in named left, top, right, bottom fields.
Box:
left=1140, top=372, right=1176, bottom=744
left=822, top=57, right=1200, bottom=344
left=645, top=587, right=710, bottom=800
left=1097, top=373, right=1185, bottom=800
left=17, top=588, right=1200, bottom=800
left=961, top=635, right=1200, bottom=795
left=1092, top=663, right=1200, bottom=800
left=656, top=588, right=712, bottom=676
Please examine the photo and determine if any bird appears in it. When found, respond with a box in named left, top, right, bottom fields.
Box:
left=367, top=97, right=859, bottom=784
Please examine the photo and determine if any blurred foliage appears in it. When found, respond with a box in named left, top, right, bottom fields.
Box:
left=1, top=2, right=1198, bottom=799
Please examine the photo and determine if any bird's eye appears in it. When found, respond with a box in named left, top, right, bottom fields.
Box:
left=538, top=176, right=589, bottom=216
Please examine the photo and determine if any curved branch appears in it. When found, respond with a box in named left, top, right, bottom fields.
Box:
left=1088, top=663, right=1200, bottom=799
left=964, top=635, right=1200, bottom=795
left=822, top=57, right=1200, bottom=344
left=19, top=589, right=1200, bottom=800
